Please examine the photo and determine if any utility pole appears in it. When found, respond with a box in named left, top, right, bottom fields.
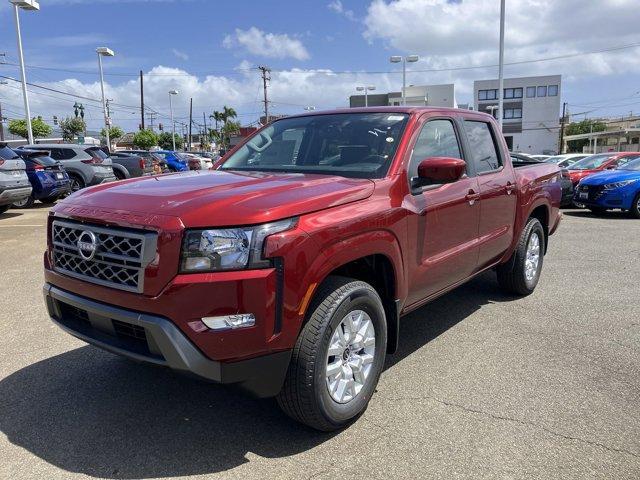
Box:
left=146, top=111, right=157, bottom=131
left=558, top=102, right=567, bottom=154
left=188, top=97, right=193, bottom=152
left=203, top=112, right=208, bottom=148
left=140, top=70, right=145, bottom=130
left=258, top=65, right=271, bottom=124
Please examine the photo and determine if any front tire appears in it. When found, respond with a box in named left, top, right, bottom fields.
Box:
left=497, top=217, right=545, bottom=296
left=277, top=276, right=387, bottom=431
left=12, top=196, right=34, bottom=209
left=629, top=193, right=640, bottom=219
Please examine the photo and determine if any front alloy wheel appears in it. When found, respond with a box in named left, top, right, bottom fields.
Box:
left=277, top=276, right=387, bottom=431
left=325, top=310, right=376, bottom=404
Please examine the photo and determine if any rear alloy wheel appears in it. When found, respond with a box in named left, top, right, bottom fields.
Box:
left=497, top=217, right=545, bottom=296
left=69, top=175, right=85, bottom=192
left=277, top=276, right=387, bottom=431
left=11, top=196, right=34, bottom=209
left=629, top=193, right=640, bottom=219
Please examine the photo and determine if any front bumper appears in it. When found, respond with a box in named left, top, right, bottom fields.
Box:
left=573, top=187, right=635, bottom=210
left=43, top=283, right=291, bottom=397
left=0, top=185, right=32, bottom=206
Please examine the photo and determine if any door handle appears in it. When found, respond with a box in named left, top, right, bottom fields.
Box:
left=505, top=182, right=515, bottom=195
left=465, top=190, right=480, bottom=206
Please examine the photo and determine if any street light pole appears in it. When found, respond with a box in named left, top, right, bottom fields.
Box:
left=356, top=86, right=376, bottom=107
left=96, top=47, right=114, bottom=150
left=169, top=90, right=178, bottom=151
left=498, top=0, right=506, bottom=130
left=390, top=55, right=419, bottom=106
left=10, top=0, right=40, bottom=144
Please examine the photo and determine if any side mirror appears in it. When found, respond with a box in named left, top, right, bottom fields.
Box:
left=415, top=157, right=466, bottom=187
left=605, top=165, right=616, bottom=170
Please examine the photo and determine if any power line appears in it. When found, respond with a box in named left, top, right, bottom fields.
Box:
left=1, top=41, right=639, bottom=78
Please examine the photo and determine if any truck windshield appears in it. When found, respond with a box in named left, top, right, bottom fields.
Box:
left=220, top=113, right=409, bottom=179
left=619, top=157, right=640, bottom=170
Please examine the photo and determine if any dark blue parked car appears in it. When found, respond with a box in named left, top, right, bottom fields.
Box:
left=153, top=150, right=189, bottom=172
left=12, top=149, right=71, bottom=208
left=574, top=155, right=640, bottom=218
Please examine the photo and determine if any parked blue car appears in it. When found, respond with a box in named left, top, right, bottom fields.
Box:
left=153, top=150, right=189, bottom=172
left=574, top=155, right=640, bottom=217
left=12, top=149, right=71, bottom=208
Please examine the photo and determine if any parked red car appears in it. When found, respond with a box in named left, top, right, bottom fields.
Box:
left=567, top=152, right=639, bottom=186
left=43, top=107, right=561, bottom=430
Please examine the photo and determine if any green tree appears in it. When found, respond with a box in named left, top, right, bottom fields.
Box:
left=59, top=117, right=86, bottom=142
left=8, top=117, right=52, bottom=140
left=565, top=119, right=607, bottom=153
left=133, top=129, right=159, bottom=150
left=219, top=106, right=238, bottom=148
left=100, top=125, right=125, bottom=143
left=157, top=131, right=184, bottom=150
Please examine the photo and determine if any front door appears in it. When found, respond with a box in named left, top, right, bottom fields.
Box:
left=404, top=116, right=481, bottom=306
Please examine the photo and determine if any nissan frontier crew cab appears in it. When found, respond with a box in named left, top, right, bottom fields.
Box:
left=43, top=107, right=562, bottom=431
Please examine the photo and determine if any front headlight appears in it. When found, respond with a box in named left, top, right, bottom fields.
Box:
left=180, top=218, right=297, bottom=272
left=603, top=179, right=637, bottom=190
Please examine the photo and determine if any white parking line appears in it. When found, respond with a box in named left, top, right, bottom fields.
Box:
left=0, top=224, right=45, bottom=227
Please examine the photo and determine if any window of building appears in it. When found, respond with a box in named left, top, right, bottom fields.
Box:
left=487, top=89, right=497, bottom=100
left=464, top=120, right=502, bottom=173
left=513, top=87, right=523, bottom=98
left=537, top=86, right=547, bottom=97
left=526, top=86, right=536, bottom=98
left=479, top=90, right=487, bottom=101
left=409, top=119, right=463, bottom=179
left=503, top=108, right=522, bottom=119
left=505, top=88, right=514, bottom=99
left=548, top=85, right=558, bottom=96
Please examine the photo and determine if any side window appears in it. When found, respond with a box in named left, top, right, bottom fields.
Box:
left=409, top=119, right=462, bottom=179
left=464, top=120, right=502, bottom=173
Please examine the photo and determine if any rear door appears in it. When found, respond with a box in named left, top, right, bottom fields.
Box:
left=462, top=119, right=517, bottom=269
left=404, top=115, right=481, bottom=305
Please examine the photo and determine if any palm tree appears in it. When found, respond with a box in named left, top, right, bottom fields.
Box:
left=219, top=106, right=238, bottom=148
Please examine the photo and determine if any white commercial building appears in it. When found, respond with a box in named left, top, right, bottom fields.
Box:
left=350, top=84, right=456, bottom=108
left=474, top=75, right=561, bottom=154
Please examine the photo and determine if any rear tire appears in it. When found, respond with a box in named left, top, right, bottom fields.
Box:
left=11, top=196, right=34, bottom=209
left=629, top=193, right=640, bottom=219
left=277, top=276, right=387, bottom=431
left=69, top=174, right=85, bottom=192
left=113, top=169, right=126, bottom=180
left=497, top=217, right=545, bottom=296
left=0, top=205, right=9, bottom=215
left=39, top=196, right=58, bottom=205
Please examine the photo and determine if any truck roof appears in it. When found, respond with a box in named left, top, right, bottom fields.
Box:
left=287, top=106, right=492, bottom=120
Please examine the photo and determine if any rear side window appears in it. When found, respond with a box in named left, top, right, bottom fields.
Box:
left=464, top=120, right=502, bottom=173
left=51, top=148, right=77, bottom=160
left=85, top=147, right=109, bottom=160
left=0, top=146, right=19, bottom=160
left=409, top=119, right=462, bottom=178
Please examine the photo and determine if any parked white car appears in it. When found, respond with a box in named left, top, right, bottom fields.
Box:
left=545, top=153, right=590, bottom=168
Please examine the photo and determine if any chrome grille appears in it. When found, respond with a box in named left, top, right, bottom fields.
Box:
left=51, top=220, right=157, bottom=293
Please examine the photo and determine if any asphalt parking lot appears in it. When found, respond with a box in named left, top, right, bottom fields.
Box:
left=0, top=205, right=638, bottom=479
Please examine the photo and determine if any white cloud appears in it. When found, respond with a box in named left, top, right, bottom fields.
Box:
left=171, top=48, right=189, bottom=61
left=363, top=0, right=640, bottom=78
left=328, top=0, right=356, bottom=21
left=223, top=27, right=310, bottom=61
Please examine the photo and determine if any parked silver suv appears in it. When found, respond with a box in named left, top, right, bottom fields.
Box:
left=0, top=144, right=32, bottom=214
left=22, top=144, right=116, bottom=192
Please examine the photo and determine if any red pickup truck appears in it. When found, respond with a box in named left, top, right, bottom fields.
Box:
left=43, top=107, right=561, bottom=431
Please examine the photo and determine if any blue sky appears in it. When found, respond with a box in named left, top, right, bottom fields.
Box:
left=0, top=0, right=639, bottom=132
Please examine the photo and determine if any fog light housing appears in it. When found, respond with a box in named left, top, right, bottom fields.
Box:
left=201, top=314, right=256, bottom=331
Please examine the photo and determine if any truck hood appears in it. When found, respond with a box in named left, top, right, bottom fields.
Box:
left=580, top=169, right=640, bottom=185
left=55, top=170, right=375, bottom=227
